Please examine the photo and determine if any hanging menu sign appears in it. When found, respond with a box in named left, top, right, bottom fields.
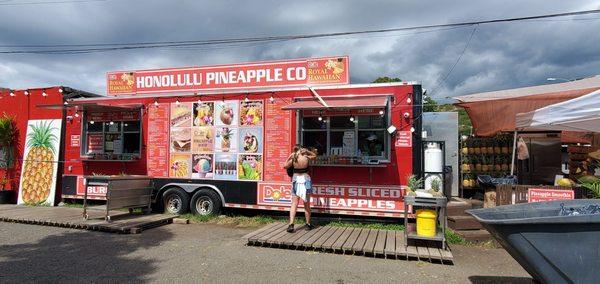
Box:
left=147, top=104, right=170, bottom=177
left=263, top=100, right=293, bottom=181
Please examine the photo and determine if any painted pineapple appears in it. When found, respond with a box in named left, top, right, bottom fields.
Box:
left=21, top=121, right=57, bottom=204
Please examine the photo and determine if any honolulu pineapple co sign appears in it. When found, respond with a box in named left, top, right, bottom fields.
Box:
left=107, top=56, right=349, bottom=95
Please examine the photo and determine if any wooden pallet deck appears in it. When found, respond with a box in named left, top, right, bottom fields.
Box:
left=0, top=205, right=174, bottom=234
left=243, top=223, right=453, bottom=264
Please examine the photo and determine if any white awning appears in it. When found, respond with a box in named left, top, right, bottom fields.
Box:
left=516, top=89, right=600, bottom=132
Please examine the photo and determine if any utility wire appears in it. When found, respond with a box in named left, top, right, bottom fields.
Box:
left=1, top=9, right=599, bottom=54
left=428, top=25, right=478, bottom=97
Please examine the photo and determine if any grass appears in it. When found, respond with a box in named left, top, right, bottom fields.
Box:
left=180, top=213, right=281, bottom=228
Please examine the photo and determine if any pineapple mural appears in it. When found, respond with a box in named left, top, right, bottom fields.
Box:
left=18, top=120, right=62, bottom=206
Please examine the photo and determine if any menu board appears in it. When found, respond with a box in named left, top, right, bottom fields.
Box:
left=167, top=99, right=264, bottom=181
left=87, top=133, right=103, bottom=154
left=147, top=104, right=169, bottom=177
left=263, top=100, right=293, bottom=181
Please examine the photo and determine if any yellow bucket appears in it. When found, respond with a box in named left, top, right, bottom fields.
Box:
left=416, top=209, right=437, bottom=237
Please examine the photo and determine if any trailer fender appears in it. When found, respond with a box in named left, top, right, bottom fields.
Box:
left=157, top=183, right=226, bottom=204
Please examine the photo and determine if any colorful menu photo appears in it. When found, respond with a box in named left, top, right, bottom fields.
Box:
left=171, top=128, right=191, bottom=153
left=193, top=102, right=214, bottom=126
left=191, top=127, right=214, bottom=153
left=192, top=153, right=214, bottom=179
left=170, top=153, right=191, bottom=178
left=170, top=103, right=193, bottom=128
left=215, top=127, right=238, bottom=153
left=239, top=127, right=263, bottom=153
left=214, top=153, right=237, bottom=180
left=238, top=154, right=263, bottom=181
left=240, top=100, right=263, bottom=126
left=215, top=100, right=238, bottom=126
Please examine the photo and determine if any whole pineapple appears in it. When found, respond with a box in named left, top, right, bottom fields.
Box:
left=21, top=121, right=58, bottom=204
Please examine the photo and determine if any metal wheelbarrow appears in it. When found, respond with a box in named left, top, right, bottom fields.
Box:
left=468, top=200, right=600, bottom=284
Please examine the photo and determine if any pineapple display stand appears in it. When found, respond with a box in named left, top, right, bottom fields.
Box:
left=83, top=176, right=154, bottom=222
left=404, top=196, right=448, bottom=249
left=460, top=135, right=513, bottom=198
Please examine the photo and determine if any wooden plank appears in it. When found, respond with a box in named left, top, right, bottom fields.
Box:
left=267, top=228, right=295, bottom=246
left=341, top=228, right=362, bottom=252
left=249, top=223, right=286, bottom=243
left=303, top=226, right=334, bottom=248
left=440, top=246, right=453, bottom=262
left=242, top=222, right=279, bottom=240
left=403, top=236, right=419, bottom=259
left=395, top=233, right=408, bottom=260
left=311, top=226, right=339, bottom=250
left=332, top=227, right=354, bottom=251
left=283, top=226, right=313, bottom=246
left=361, top=229, right=379, bottom=255
left=384, top=230, right=396, bottom=257
left=272, top=225, right=307, bottom=245
left=292, top=226, right=327, bottom=247
left=430, top=243, right=444, bottom=263
left=415, top=241, right=430, bottom=262
left=322, top=227, right=347, bottom=250
left=352, top=228, right=371, bottom=253
left=373, top=229, right=387, bottom=255
left=253, top=223, right=288, bottom=243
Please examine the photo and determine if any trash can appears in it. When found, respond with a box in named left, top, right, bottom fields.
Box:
left=468, top=200, right=600, bottom=284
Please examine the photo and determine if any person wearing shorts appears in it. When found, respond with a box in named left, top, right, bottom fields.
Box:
left=284, top=145, right=316, bottom=233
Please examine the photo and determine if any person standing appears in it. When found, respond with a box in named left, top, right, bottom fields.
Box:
left=284, top=144, right=316, bottom=232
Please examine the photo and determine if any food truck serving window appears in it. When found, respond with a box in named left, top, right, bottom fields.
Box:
left=300, top=107, right=390, bottom=164
left=81, top=110, right=142, bottom=161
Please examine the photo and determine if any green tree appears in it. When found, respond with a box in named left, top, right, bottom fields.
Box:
left=372, top=77, right=401, bottom=83
left=423, top=96, right=438, bottom=112
left=0, top=113, right=16, bottom=190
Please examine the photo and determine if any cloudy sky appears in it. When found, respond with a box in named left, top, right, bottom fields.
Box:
left=1, top=0, right=599, bottom=101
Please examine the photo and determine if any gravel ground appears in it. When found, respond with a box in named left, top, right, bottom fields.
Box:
left=0, top=222, right=532, bottom=283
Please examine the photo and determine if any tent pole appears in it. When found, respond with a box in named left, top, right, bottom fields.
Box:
left=510, top=130, right=518, bottom=176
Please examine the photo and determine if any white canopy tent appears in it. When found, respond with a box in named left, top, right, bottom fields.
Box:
left=516, top=89, right=600, bottom=132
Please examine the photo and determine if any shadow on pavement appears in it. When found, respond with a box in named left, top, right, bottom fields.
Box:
left=0, top=226, right=173, bottom=282
left=469, top=276, right=535, bottom=284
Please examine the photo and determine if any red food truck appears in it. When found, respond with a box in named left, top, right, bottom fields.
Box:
left=60, top=56, right=423, bottom=217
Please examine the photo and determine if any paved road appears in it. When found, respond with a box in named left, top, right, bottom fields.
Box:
left=0, top=222, right=532, bottom=283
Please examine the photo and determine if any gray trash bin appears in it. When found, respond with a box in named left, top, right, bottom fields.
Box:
left=468, top=200, right=600, bottom=284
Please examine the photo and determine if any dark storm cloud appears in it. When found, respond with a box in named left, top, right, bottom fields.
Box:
left=0, top=0, right=599, bottom=100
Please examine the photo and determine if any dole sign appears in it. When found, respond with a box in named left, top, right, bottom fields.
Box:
left=107, top=56, right=349, bottom=95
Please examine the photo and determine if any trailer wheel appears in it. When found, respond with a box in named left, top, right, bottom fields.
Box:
left=162, top=187, right=190, bottom=215
left=190, top=189, right=222, bottom=216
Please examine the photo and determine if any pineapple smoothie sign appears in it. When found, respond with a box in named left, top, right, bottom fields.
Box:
left=17, top=120, right=62, bottom=206
left=106, top=56, right=349, bottom=95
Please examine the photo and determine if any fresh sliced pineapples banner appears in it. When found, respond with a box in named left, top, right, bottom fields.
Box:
left=21, top=120, right=58, bottom=205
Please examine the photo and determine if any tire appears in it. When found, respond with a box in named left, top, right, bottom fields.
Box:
left=162, top=187, right=190, bottom=215
left=190, top=189, right=222, bottom=216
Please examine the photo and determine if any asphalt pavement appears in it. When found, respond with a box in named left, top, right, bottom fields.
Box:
left=0, top=221, right=532, bottom=283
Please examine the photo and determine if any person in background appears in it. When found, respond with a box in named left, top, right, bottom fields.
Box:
left=361, top=133, right=383, bottom=156
left=283, top=144, right=317, bottom=233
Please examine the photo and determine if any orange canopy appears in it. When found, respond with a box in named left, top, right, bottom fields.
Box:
left=454, top=75, right=600, bottom=139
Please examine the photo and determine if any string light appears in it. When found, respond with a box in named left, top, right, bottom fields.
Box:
left=89, top=121, right=95, bottom=124
left=175, top=99, right=180, bottom=105
left=24, top=90, right=29, bottom=96
left=63, top=101, right=69, bottom=106
left=109, top=121, right=114, bottom=125
left=410, top=127, right=415, bottom=133
left=406, top=97, right=412, bottom=104
left=154, top=100, right=159, bottom=107
left=318, top=116, right=323, bottom=121
left=269, top=96, right=274, bottom=103
left=349, top=116, right=355, bottom=122
left=379, top=110, right=384, bottom=115
left=58, top=88, right=63, bottom=93
left=42, top=90, right=47, bottom=97
left=9, top=90, right=15, bottom=97
left=244, top=95, right=249, bottom=102
left=74, top=112, right=79, bottom=118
